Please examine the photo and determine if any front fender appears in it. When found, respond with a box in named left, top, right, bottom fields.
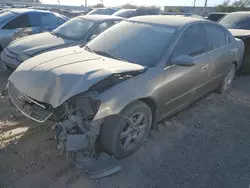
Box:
left=93, top=67, right=164, bottom=120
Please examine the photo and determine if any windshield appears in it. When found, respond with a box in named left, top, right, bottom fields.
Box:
left=0, top=10, right=18, bottom=26
left=53, top=17, right=94, bottom=40
left=207, top=13, right=226, bottom=22
left=87, top=20, right=176, bottom=67
left=219, top=13, right=250, bottom=29
left=113, top=9, right=136, bottom=18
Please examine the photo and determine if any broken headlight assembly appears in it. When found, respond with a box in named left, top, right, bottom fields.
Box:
left=88, top=69, right=147, bottom=93
left=51, top=93, right=101, bottom=123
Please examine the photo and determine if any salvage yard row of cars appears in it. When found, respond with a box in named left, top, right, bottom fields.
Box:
left=0, top=8, right=247, bottom=159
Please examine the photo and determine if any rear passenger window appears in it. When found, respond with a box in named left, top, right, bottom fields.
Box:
left=28, top=12, right=41, bottom=27
left=172, top=24, right=206, bottom=58
left=91, top=21, right=114, bottom=36
left=41, top=13, right=57, bottom=27
left=204, top=24, right=226, bottom=51
left=57, top=17, right=65, bottom=25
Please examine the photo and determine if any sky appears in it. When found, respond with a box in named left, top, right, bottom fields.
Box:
left=40, top=0, right=230, bottom=7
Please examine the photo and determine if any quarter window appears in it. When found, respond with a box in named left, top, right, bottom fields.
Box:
left=204, top=24, right=226, bottom=51
left=172, top=24, right=206, bottom=58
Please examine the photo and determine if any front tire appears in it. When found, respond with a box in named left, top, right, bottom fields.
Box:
left=215, top=63, right=236, bottom=95
left=100, top=100, right=152, bottom=159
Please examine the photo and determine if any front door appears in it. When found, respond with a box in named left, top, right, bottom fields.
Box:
left=159, top=24, right=210, bottom=118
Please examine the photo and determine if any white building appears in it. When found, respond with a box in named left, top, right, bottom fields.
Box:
left=0, top=0, right=88, bottom=11
left=0, top=0, right=40, bottom=5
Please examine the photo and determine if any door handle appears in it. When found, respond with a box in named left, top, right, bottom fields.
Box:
left=228, top=51, right=233, bottom=57
left=202, top=64, right=208, bottom=71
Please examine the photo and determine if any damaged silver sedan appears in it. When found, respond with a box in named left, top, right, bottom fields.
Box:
left=6, top=16, right=244, bottom=159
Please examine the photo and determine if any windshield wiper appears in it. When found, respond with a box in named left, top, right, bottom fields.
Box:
left=92, top=50, right=129, bottom=62
left=84, top=47, right=131, bottom=63
left=50, top=31, right=69, bottom=39
left=84, top=45, right=93, bottom=51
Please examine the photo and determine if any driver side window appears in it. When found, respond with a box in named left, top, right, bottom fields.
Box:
left=90, top=21, right=114, bottom=38
left=2, top=13, right=31, bottom=29
left=171, top=24, right=206, bottom=59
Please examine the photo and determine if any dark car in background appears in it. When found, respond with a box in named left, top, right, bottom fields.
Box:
left=112, top=8, right=161, bottom=18
left=219, top=11, right=250, bottom=72
left=1, top=15, right=123, bottom=71
left=206, top=12, right=228, bottom=22
left=0, top=8, right=68, bottom=51
left=87, top=8, right=119, bottom=15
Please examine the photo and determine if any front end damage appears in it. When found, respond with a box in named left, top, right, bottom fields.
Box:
left=7, top=82, right=123, bottom=178
left=52, top=92, right=103, bottom=153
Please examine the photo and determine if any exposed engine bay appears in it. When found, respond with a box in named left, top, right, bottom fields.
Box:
left=52, top=93, right=103, bottom=154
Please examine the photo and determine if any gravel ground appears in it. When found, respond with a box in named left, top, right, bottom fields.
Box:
left=1, top=70, right=250, bottom=188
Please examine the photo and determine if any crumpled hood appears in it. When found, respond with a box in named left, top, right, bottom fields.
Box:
left=9, top=46, right=145, bottom=108
left=229, top=29, right=250, bottom=39
left=8, top=32, right=76, bottom=56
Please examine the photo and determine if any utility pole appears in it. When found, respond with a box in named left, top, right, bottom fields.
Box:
left=85, top=0, right=87, bottom=7
left=193, top=0, right=196, bottom=13
left=203, top=0, right=208, bottom=15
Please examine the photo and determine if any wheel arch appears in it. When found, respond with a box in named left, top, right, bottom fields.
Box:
left=119, top=97, right=158, bottom=129
left=139, top=97, right=158, bottom=128
left=232, top=60, right=239, bottom=73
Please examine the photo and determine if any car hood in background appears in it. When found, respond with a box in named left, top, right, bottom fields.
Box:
left=229, top=29, right=250, bottom=39
left=9, top=46, right=145, bottom=108
left=8, top=32, right=77, bottom=56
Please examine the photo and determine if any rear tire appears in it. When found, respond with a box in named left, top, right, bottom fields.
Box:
left=215, top=63, right=236, bottom=96
left=100, top=100, right=152, bottom=159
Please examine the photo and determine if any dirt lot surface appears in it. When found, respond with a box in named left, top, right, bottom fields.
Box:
left=1, top=69, right=250, bottom=188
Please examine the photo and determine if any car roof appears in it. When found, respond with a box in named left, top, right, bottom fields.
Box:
left=79, top=14, right=124, bottom=22
left=92, top=7, right=119, bottom=10
left=118, top=8, right=136, bottom=11
left=8, top=8, right=53, bottom=14
left=128, top=15, right=208, bottom=28
left=227, top=11, right=250, bottom=15
left=114, top=8, right=136, bottom=13
left=209, top=12, right=228, bottom=14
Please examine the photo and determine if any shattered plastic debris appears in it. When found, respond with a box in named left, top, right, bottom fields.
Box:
left=75, top=152, right=122, bottom=179
left=66, top=131, right=95, bottom=152
left=53, top=109, right=123, bottom=179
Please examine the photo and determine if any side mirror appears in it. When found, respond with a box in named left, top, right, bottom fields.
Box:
left=171, top=55, right=196, bottom=66
left=90, top=35, right=97, bottom=40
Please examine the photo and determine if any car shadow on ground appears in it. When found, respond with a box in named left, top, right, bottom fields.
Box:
left=84, top=91, right=250, bottom=188
left=0, top=114, right=75, bottom=188
left=1, top=72, right=250, bottom=188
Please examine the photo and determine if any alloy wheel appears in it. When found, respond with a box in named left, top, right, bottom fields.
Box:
left=120, top=112, right=148, bottom=151
left=223, top=64, right=236, bottom=91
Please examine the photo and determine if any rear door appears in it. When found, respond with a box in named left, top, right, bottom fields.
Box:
left=203, top=23, right=231, bottom=90
left=160, top=24, right=210, bottom=117
left=1, top=13, right=32, bottom=47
